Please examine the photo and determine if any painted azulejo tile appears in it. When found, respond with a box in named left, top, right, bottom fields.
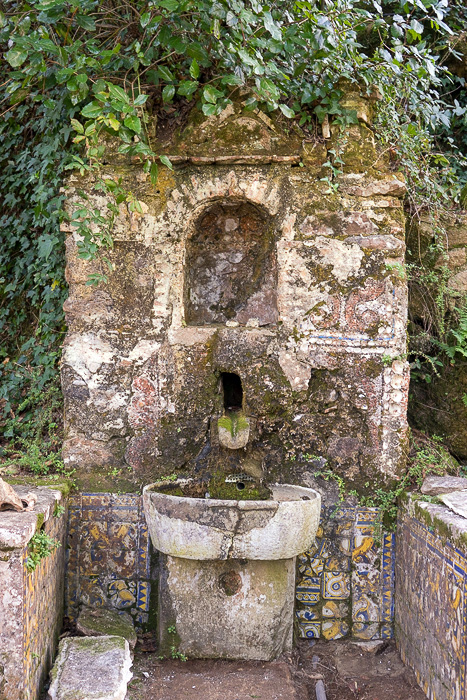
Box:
left=352, top=567, right=381, bottom=623
left=65, top=492, right=154, bottom=631
left=353, top=622, right=381, bottom=640
left=297, top=621, right=321, bottom=638
left=296, top=576, right=321, bottom=605
left=322, top=600, right=349, bottom=619
left=296, top=608, right=320, bottom=623
left=322, top=620, right=349, bottom=640
left=322, top=572, right=351, bottom=600
left=381, top=532, right=395, bottom=627
left=108, top=579, right=137, bottom=609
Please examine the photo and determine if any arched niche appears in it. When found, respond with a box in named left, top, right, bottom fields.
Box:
left=184, top=201, right=278, bottom=326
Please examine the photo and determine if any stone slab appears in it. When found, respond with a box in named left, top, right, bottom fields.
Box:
left=0, top=486, right=62, bottom=549
left=159, top=555, right=295, bottom=660
left=438, top=489, right=467, bottom=519
left=77, top=607, right=137, bottom=650
left=126, top=659, right=308, bottom=700
left=48, top=636, right=132, bottom=700
left=421, top=475, right=467, bottom=496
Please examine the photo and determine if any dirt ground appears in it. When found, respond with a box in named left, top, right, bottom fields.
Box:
left=125, top=639, right=428, bottom=700
left=295, top=639, right=428, bottom=700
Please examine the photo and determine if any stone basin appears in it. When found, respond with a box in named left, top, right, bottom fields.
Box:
left=142, top=482, right=321, bottom=561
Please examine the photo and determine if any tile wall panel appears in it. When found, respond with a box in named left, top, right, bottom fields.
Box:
left=396, top=503, right=467, bottom=700
left=65, top=493, right=154, bottom=631
left=295, top=505, right=395, bottom=640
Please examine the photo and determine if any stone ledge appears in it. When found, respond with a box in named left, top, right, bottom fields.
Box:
left=405, top=494, right=467, bottom=551
left=0, top=486, right=63, bottom=550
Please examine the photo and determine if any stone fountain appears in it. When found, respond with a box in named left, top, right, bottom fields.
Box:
left=59, top=93, right=410, bottom=654
left=143, top=480, right=320, bottom=659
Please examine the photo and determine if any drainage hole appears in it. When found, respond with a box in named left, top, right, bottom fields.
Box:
left=236, top=482, right=245, bottom=491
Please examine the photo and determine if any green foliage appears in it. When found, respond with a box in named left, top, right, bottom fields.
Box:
left=0, top=378, right=70, bottom=477
left=355, top=432, right=459, bottom=529
left=26, top=530, right=61, bottom=572
left=158, top=473, right=178, bottom=482
left=438, top=303, right=467, bottom=361
left=53, top=502, right=66, bottom=518
left=165, top=624, right=187, bottom=661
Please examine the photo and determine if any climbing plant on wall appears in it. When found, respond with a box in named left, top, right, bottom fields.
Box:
left=0, top=0, right=465, bottom=451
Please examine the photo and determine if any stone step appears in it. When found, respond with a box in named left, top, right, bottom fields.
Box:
left=48, top=636, right=132, bottom=700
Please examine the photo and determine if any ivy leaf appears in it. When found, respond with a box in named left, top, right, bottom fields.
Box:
left=81, top=101, right=103, bottom=118
left=70, top=119, right=84, bottom=134
left=107, top=117, right=121, bottom=131
left=202, top=103, right=218, bottom=116
left=158, top=65, right=175, bottom=82
left=159, top=155, right=173, bottom=170
left=279, top=104, right=295, bottom=118
left=221, top=74, right=243, bottom=86
left=76, top=15, right=96, bottom=31
left=410, top=19, right=424, bottom=35
left=134, top=94, right=149, bottom=106
left=203, top=86, right=223, bottom=104
left=162, top=85, right=175, bottom=102
left=178, top=80, right=198, bottom=97
left=150, top=162, right=159, bottom=184
left=107, top=83, right=130, bottom=105
left=158, top=0, right=179, bottom=10
left=189, top=59, right=200, bottom=80
left=37, top=236, right=54, bottom=261
left=6, top=49, right=28, bottom=67
left=124, top=115, right=142, bottom=134
left=140, top=12, right=151, bottom=28
left=263, top=12, right=281, bottom=40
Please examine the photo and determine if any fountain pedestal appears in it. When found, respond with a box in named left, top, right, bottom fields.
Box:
left=143, top=483, right=321, bottom=660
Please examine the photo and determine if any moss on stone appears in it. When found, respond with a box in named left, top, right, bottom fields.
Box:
left=7, top=477, right=73, bottom=498
left=78, top=607, right=137, bottom=649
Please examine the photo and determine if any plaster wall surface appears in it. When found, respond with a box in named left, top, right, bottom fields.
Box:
left=60, top=98, right=409, bottom=494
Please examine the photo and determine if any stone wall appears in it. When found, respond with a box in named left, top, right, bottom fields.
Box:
left=396, top=496, right=467, bottom=700
left=0, top=486, right=67, bottom=700
left=60, top=97, right=409, bottom=494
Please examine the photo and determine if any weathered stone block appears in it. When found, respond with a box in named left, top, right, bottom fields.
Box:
left=421, top=475, right=467, bottom=495
left=47, top=636, right=132, bottom=700
left=159, top=555, right=295, bottom=661
left=76, top=606, right=137, bottom=650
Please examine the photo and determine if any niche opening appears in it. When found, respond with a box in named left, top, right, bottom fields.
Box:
left=222, top=372, right=243, bottom=411
left=184, top=202, right=278, bottom=326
